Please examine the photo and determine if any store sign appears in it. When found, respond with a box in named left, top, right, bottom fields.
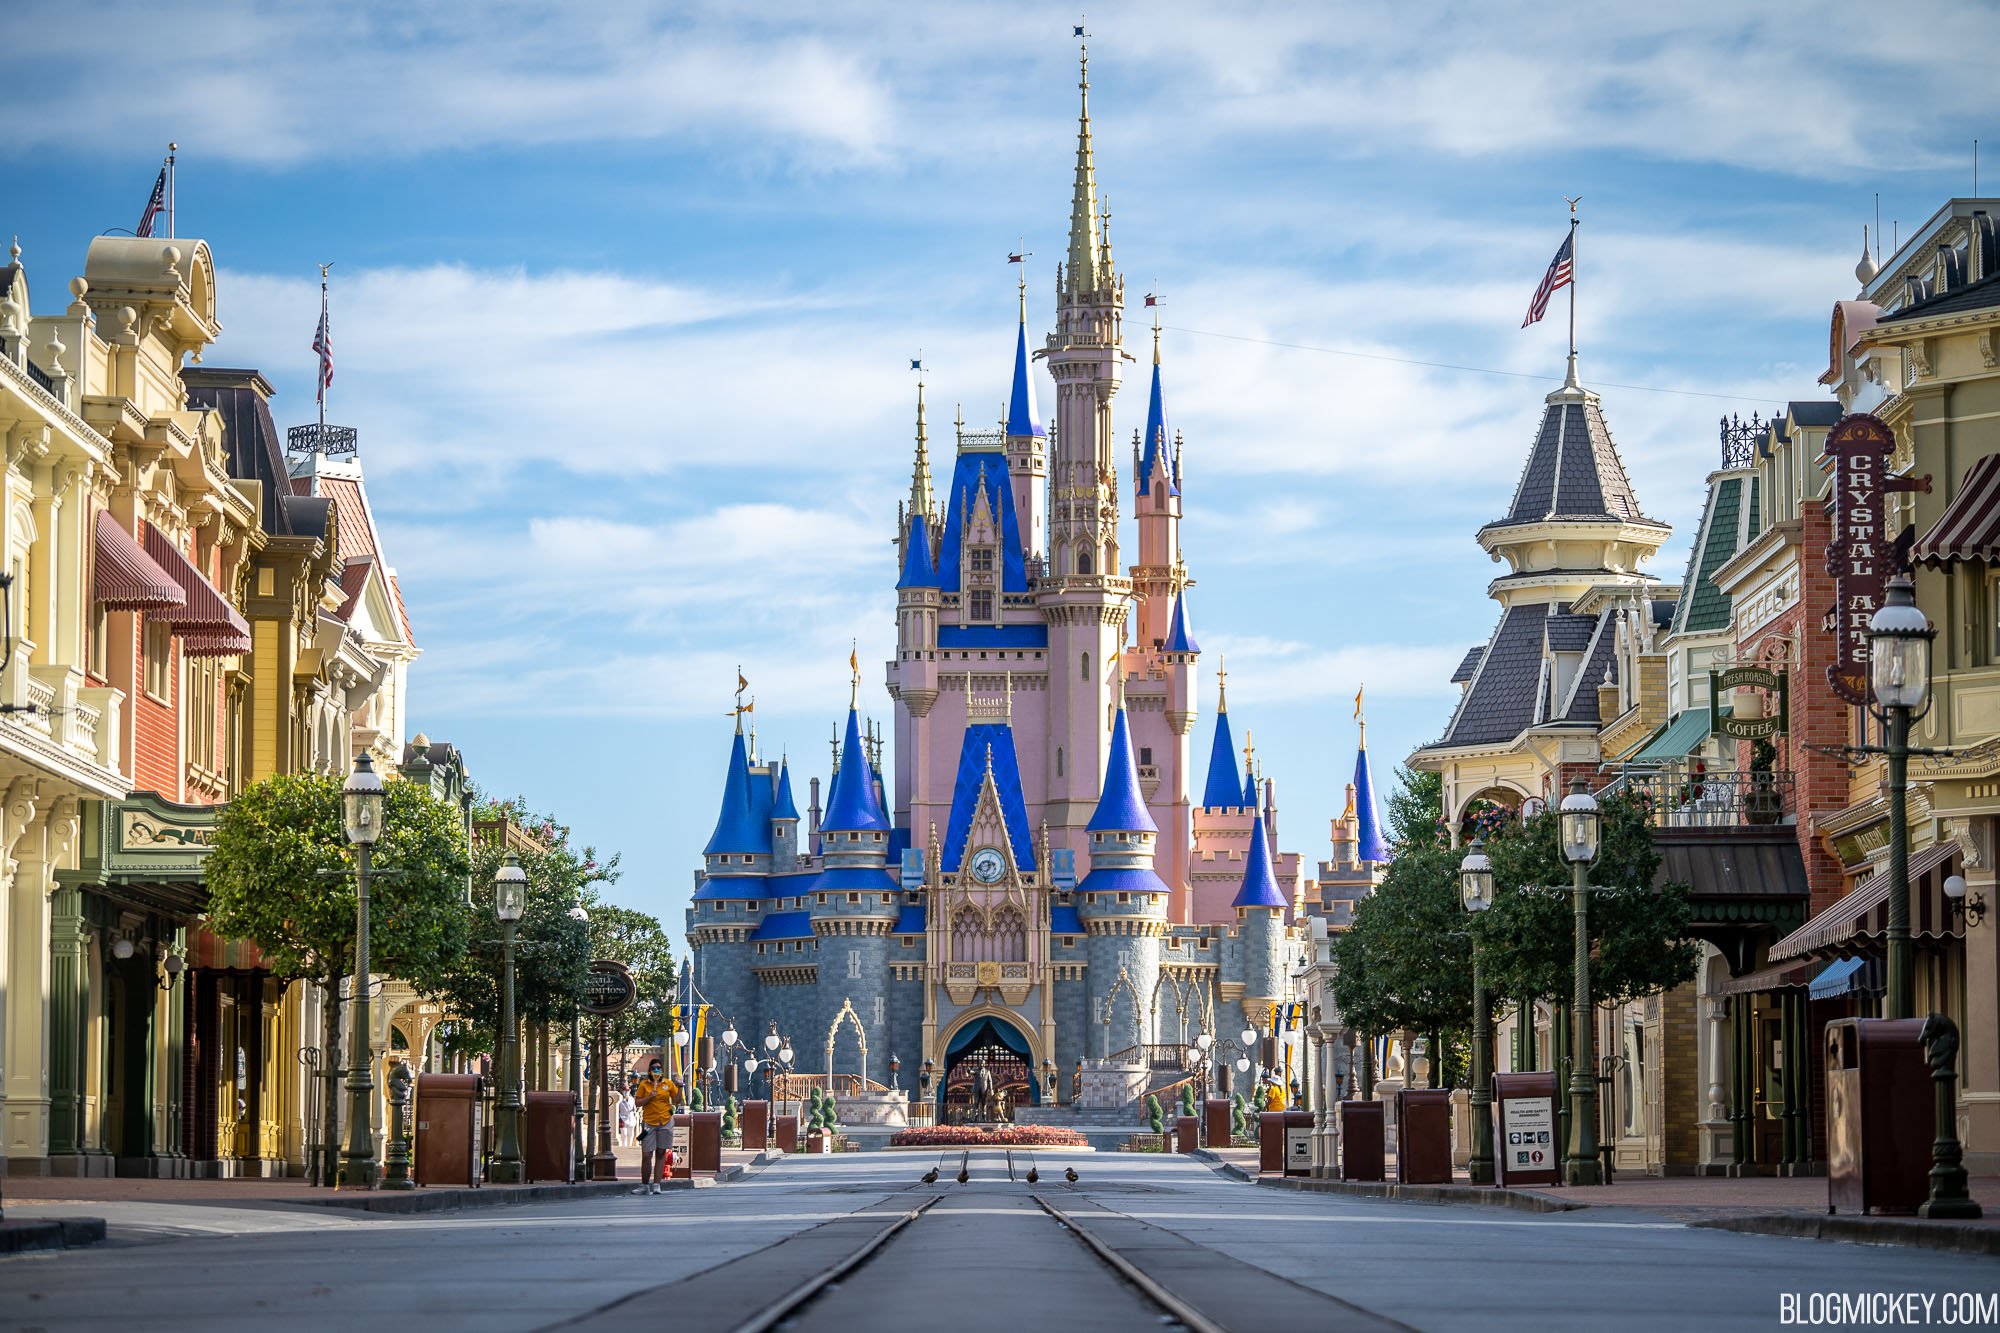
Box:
left=1709, top=666, right=1789, bottom=739
left=580, top=960, right=637, bottom=1017
left=1823, top=414, right=1927, bottom=706
left=1285, top=1127, right=1313, bottom=1175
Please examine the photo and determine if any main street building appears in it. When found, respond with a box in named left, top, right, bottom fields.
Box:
left=686, top=50, right=1386, bottom=1115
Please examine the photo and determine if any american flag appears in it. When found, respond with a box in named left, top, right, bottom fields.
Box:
left=312, top=306, right=333, bottom=403
left=1521, top=232, right=1573, bottom=328
left=136, top=166, right=167, bottom=238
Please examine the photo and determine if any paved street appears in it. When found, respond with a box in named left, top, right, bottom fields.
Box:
left=5, top=1152, right=1990, bottom=1332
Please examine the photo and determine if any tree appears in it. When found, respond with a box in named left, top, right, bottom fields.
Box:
left=205, top=771, right=472, bottom=1171
left=427, top=799, right=615, bottom=1045
left=1478, top=793, right=1699, bottom=1008
left=584, top=904, right=676, bottom=1049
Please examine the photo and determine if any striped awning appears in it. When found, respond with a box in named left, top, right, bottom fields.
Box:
left=93, top=510, right=186, bottom=612
left=1769, top=842, right=1961, bottom=961
left=141, top=522, right=252, bottom=658
left=1719, top=959, right=1813, bottom=996
left=1914, top=454, right=2000, bottom=566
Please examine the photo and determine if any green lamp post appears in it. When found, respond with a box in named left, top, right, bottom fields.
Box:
left=1559, top=779, right=1603, bottom=1187
left=339, top=753, right=384, bottom=1189
left=1867, top=574, right=1934, bottom=1021
left=487, top=853, right=528, bottom=1184
left=1459, top=837, right=1496, bottom=1186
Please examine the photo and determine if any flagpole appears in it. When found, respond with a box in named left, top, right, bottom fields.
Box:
left=166, top=144, right=177, bottom=239
left=1565, top=197, right=1581, bottom=376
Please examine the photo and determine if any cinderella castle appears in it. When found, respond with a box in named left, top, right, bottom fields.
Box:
left=687, top=45, right=1389, bottom=1116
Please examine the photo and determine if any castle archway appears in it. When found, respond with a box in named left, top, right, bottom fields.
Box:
left=937, top=1011, right=1040, bottom=1121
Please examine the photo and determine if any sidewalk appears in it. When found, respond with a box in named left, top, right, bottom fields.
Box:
left=1196, top=1146, right=2000, bottom=1254
left=2, top=1143, right=764, bottom=1232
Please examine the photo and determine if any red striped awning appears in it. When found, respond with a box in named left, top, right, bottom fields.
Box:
left=141, top=522, right=252, bottom=658
left=1914, top=454, right=2000, bottom=566
left=1769, top=842, right=1961, bottom=961
left=93, top=510, right=187, bottom=612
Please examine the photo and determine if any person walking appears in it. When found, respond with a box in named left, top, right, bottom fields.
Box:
left=632, top=1057, right=681, bottom=1194
left=616, top=1084, right=637, bottom=1147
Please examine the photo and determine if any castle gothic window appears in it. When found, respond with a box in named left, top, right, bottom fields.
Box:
left=970, top=589, right=994, bottom=620
left=970, top=547, right=993, bottom=573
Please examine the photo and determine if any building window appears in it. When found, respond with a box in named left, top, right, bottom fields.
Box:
left=1056, top=747, right=1064, bottom=778
left=1139, top=747, right=1152, bottom=766
left=1081, top=651, right=1090, bottom=681
left=970, top=548, right=994, bottom=573
left=847, top=892, right=860, bottom=904
left=143, top=619, right=173, bottom=702
left=1079, top=552, right=1092, bottom=575
left=848, top=949, right=861, bottom=979
left=969, top=589, right=994, bottom=621
left=183, top=655, right=220, bottom=777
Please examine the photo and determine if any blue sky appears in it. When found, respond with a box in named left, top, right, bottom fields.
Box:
left=3, top=1, right=1990, bottom=940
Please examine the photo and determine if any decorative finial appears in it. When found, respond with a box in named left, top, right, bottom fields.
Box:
left=1216, top=653, right=1228, bottom=712
left=849, top=639, right=860, bottom=708
left=1856, top=225, right=1880, bottom=286
left=8, top=237, right=18, bottom=264
left=1353, top=683, right=1366, bottom=749
left=728, top=666, right=752, bottom=733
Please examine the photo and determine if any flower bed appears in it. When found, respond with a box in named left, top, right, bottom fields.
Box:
left=889, top=1124, right=1089, bottom=1148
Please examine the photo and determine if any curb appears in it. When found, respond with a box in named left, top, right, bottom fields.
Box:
left=1253, top=1174, right=1578, bottom=1213
left=304, top=1163, right=749, bottom=1215
left=0, top=1217, right=108, bottom=1256
left=1690, top=1214, right=2000, bottom=1256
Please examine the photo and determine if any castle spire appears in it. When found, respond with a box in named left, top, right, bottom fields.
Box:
left=1200, top=657, right=1240, bottom=809
left=1006, top=278, right=1044, bottom=438
left=1065, top=38, right=1102, bottom=297
left=909, top=370, right=933, bottom=518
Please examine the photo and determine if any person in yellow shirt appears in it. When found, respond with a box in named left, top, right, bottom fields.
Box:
left=631, top=1057, right=682, bottom=1195
left=1262, top=1074, right=1288, bottom=1112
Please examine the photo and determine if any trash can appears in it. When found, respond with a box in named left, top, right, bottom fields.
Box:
left=1258, top=1112, right=1287, bottom=1173
left=1175, top=1115, right=1201, bottom=1154
left=742, top=1099, right=770, bottom=1151
left=1395, top=1088, right=1452, bottom=1184
left=1826, top=1018, right=1930, bottom=1215
left=414, top=1073, right=484, bottom=1188
left=1204, top=1098, right=1233, bottom=1149
left=1493, top=1071, right=1560, bottom=1187
left=1339, top=1100, right=1385, bottom=1182
left=774, top=1113, right=800, bottom=1154
left=524, top=1090, right=578, bottom=1183
left=686, top=1110, right=723, bottom=1174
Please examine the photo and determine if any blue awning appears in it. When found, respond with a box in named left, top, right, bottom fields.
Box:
left=1809, top=957, right=1870, bottom=1000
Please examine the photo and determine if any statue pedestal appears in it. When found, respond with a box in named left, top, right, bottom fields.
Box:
left=835, top=1090, right=908, bottom=1128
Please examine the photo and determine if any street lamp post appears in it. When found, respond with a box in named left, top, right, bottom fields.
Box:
left=339, top=753, right=384, bottom=1189
left=1559, top=778, right=1603, bottom=1187
left=1868, top=574, right=1934, bottom=1021
left=567, top=905, right=588, bottom=1178
left=1459, top=838, right=1496, bottom=1187
left=488, top=853, right=528, bottom=1184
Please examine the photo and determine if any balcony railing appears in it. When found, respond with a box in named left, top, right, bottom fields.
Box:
left=1601, top=767, right=1795, bottom=828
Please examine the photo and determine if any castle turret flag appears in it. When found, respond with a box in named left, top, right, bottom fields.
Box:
left=1521, top=233, right=1574, bottom=328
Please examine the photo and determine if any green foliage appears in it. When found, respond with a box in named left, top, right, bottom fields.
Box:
left=1333, top=780, right=1699, bottom=1051
left=1253, top=1082, right=1272, bottom=1111
left=204, top=771, right=472, bottom=989
left=1145, top=1093, right=1164, bottom=1133
left=1229, top=1092, right=1246, bottom=1139
left=1178, top=1083, right=1197, bottom=1118
left=822, top=1095, right=840, bottom=1131
left=722, top=1095, right=740, bottom=1142
left=1386, top=767, right=1447, bottom=848
left=688, top=1082, right=706, bottom=1111
left=583, top=905, right=676, bottom=1047
left=1479, top=793, right=1699, bottom=1007
left=428, top=804, right=618, bottom=1036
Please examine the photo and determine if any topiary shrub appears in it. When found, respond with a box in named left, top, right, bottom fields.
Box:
left=1146, top=1094, right=1165, bottom=1134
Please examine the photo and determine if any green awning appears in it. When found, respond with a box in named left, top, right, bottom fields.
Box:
left=1633, top=708, right=1713, bottom=763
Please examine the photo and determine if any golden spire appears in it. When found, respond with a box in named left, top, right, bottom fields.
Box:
left=849, top=639, right=861, bottom=709
left=1216, top=653, right=1228, bottom=713
left=909, top=368, right=933, bottom=521
left=1354, top=683, right=1367, bottom=749
left=1065, top=30, right=1102, bottom=296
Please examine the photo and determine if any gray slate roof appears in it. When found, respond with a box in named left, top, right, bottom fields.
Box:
left=1880, top=270, right=2000, bottom=322
left=1450, top=646, right=1485, bottom=684
left=1430, top=603, right=1549, bottom=748
left=184, top=367, right=303, bottom=537
left=1545, top=612, right=1598, bottom=653
left=1788, top=400, right=1841, bottom=428
left=1487, top=396, right=1660, bottom=530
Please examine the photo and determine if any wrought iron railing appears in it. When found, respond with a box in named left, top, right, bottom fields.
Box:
left=1600, top=767, right=1794, bottom=828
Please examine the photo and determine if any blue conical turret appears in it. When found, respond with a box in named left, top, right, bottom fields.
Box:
left=1232, top=809, right=1287, bottom=910
left=1087, top=706, right=1157, bottom=833
left=703, top=725, right=771, bottom=856
left=773, top=759, right=800, bottom=822
left=1006, top=296, right=1044, bottom=439
left=1353, top=710, right=1390, bottom=864
left=1164, top=590, right=1198, bottom=653
left=1201, top=661, right=1240, bottom=809
left=822, top=706, right=889, bottom=833
left=898, top=511, right=938, bottom=588
left=1137, top=340, right=1177, bottom=496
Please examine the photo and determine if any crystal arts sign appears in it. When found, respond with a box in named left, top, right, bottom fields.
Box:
left=1824, top=414, right=1926, bottom=706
